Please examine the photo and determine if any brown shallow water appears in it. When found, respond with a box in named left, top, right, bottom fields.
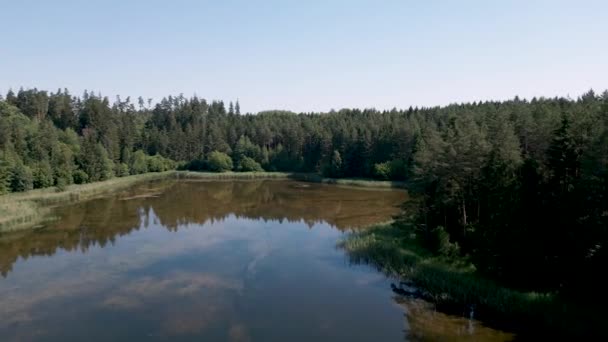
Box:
left=0, top=180, right=515, bottom=341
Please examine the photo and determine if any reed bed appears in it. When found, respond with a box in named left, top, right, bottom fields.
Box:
left=339, top=223, right=603, bottom=338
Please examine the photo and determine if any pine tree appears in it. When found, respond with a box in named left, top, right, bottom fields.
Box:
left=10, top=162, right=33, bottom=192
left=548, top=116, right=580, bottom=195
left=235, top=100, right=241, bottom=115
left=0, top=152, right=11, bottom=194
left=329, top=150, right=342, bottom=177
left=5, top=89, right=17, bottom=106
left=79, top=132, right=114, bottom=181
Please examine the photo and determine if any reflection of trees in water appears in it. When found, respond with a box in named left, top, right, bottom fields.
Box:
left=0, top=195, right=144, bottom=277
left=0, top=180, right=405, bottom=277
left=343, top=247, right=514, bottom=341
left=396, top=295, right=514, bottom=341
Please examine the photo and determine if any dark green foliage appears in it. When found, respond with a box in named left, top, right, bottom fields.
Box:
left=207, top=151, right=233, bottom=172
left=129, top=150, right=174, bottom=174
left=181, top=158, right=207, bottom=171
left=233, top=136, right=262, bottom=166
left=0, top=154, right=11, bottom=194
left=116, top=163, right=130, bottom=177
left=130, top=150, right=149, bottom=175
left=429, top=226, right=460, bottom=257
left=10, top=163, right=33, bottom=192
left=52, top=143, right=75, bottom=186
left=147, top=154, right=175, bottom=172
left=340, top=224, right=602, bottom=339
left=32, top=160, right=54, bottom=189
left=373, top=159, right=407, bottom=180
left=15, top=88, right=49, bottom=120
left=325, top=150, right=342, bottom=177
left=268, top=144, right=301, bottom=171
left=237, top=157, right=264, bottom=172
left=403, top=91, right=608, bottom=304
left=55, top=176, right=68, bottom=192
left=72, top=170, right=89, bottom=184
left=1, top=87, right=608, bottom=307
left=79, top=134, right=114, bottom=182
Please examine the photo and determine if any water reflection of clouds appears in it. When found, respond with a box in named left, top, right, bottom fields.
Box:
left=0, top=213, right=297, bottom=338
left=101, top=271, right=246, bottom=337
left=0, top=271, right=111, bottom=327
left=0, top=211, right=337, bottom=327
left=0, top=181, right=407, bottom=340
left=0, top=269, right=247, bottom=337
left=101, top=271, right=244, bottom=312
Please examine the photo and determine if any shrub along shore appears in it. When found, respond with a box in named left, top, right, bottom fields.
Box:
left=339, top=222, right=606, bottom=339
left=0, top=171, right=405, bottom=233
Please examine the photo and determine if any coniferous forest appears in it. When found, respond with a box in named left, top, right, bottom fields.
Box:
left=1, top=87, right=607, bottom=305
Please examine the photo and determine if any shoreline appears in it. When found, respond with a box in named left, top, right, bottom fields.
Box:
left=0, top=171, right=406, bottom=232
left=339, top=222, right=604, bottom=339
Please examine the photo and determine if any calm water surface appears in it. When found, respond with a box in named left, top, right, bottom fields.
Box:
left=0, top=180, right=514, bottom=341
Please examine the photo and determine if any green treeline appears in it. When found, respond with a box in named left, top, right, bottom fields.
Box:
left=408, top=91, right=608, bottom=302
left=0, top=89, right=176, bottom=193
left=0, top=87, right=415, bottom=194
left=1, top=87, right=608, bottom=302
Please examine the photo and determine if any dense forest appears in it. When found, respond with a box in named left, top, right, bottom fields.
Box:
left=1, top=87, right=607, bottom=301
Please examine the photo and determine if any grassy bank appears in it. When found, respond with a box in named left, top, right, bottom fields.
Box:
left=0, top=172, right=177, bottom=232
left=288, top=173, right=407, bottom=189
left=339, top=223, right=604, bottom=338
left=177, top=171, right=293, bottom=180
left=178, top=171, right=407, bottom=189
left=1, top=171, right=405, bottom=232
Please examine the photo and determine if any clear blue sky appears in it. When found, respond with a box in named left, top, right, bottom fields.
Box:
left=1, top=0, right=606, bottom=113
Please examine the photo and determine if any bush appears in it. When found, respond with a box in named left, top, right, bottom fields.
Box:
left=32, top=161, right=54, bottom=189
left=388, top=159, right=407, bottom=180
left=130, top=150, right=175, bottom=174
left=0, top=157, right=11, bottom=194
left=130, top=150, right=148, bottom=174
left=323, top=150, right=343, bottom=177
left=430, top=226, right=460, bottom=257
left=373, top=159, right=407, bottom=180
left=95, top=143, right=115, bottom=181
left=147, top=154, right=175, bottom=172
left=10, top=163, right=33, bottom=192
left=207, top=151, right=233, bottom=172
left=73, top=169, right=89, bottom=184
left=147, top=155, right=164, bottom=172
left=233, top=136, right=262, bottom=166
left=55, top=177, right=68, bottom=192
left=373, top=161, right=392, bottom=180
left=52, top=143, right=75, bottom=186
left=175, top=161, right=189, bottom=171
left=79, top=140, right=114, bottom=182
left=268, top=144, right=303, bottom=172
left=116, top=163, right=130, bottom=177
left=237, top=157, right=264, bottom=172
left=181, top=158, right=206, bottom=171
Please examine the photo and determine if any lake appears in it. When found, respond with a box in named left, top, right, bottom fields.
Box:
left=0, top=179, right=514, bottom=341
